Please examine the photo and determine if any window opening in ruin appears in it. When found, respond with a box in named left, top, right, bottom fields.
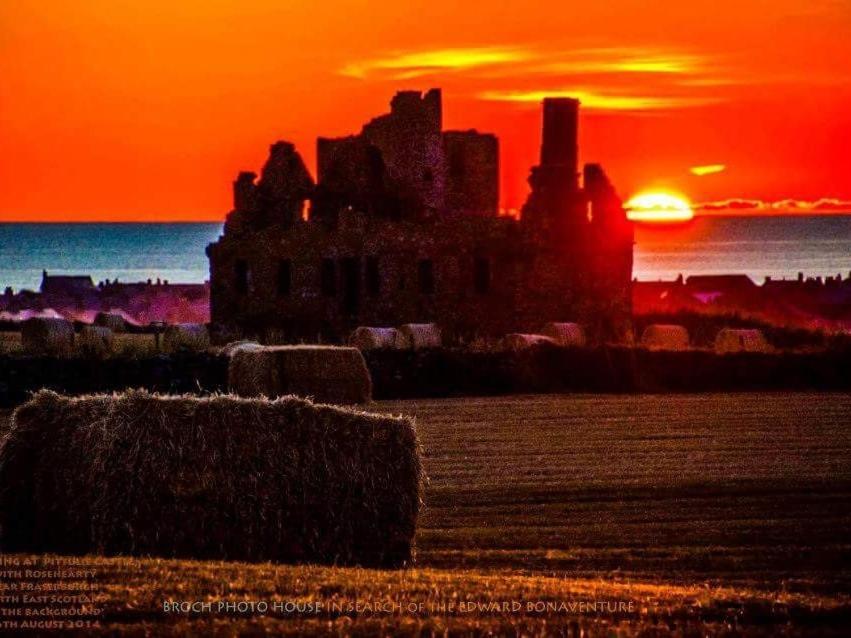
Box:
left=235, top=259, right=249, bottom=294
left=474, top=257, right=490, bottom=294
left=277, top=259, right=292, bottom=297
left=366, top=257, right=380, bottom=296
left=320, top=259, right=336, bottom=296
left=341, top=257, right=360, bottom=314
left=418, top=259, right=435, bottom=294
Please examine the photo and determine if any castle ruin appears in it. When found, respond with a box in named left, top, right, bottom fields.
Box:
left=207, top=89, right=634, bottom=342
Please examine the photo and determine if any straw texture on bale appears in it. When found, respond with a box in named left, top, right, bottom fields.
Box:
left=541, top=322, right=586, bottom=347
left=640, top=324, right=690, bottom=351
left=349, top=327, right=400, bottom=351
left=21, top=317, right=74, bottom=355
left=221, top=340, right=263, bottom=357
left=394, top=323, right=442, bottom=350
left=77, top=326, right=113, bottom=357
left=0, top=390, right=423, bottom=567
left=163, top=323, right=210, bottom=353
left=93, top=312, right=127, bottom=333
left=229, top=345, right=372, bottom=404
left=714, top=328, right=772, bottom=354
left=502, top=333, right=557, bottom=351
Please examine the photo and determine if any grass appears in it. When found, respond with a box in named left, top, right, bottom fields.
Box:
left=110, top=332, right=159, bottom=358
left=0, top=331, right=159, bottom=358
left=0, top=331, right=22, bottom=354
left=1, top=392, right=850, bottom=635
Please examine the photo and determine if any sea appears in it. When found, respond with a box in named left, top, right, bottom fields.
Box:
left=1, top=216, right=850, bottom=292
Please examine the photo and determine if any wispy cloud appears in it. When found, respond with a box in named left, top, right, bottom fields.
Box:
left=690, top=164, right=726, bottom=176
left=695, top=198, right=851, bottom=214
left=342, top=45, right=711, bottom=80
left=340, top=47, right=532, bottom=79
left=527, top=48, right=705, bottom=76
left=341, top=45, right=723, bottom=111
left=479, top=89, right=718, bottom=112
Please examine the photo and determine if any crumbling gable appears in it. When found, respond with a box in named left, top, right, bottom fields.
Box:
left=225, top=142, right=314, bottom=235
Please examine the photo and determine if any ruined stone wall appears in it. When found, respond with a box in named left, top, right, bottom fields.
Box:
left=314, top=136, right=394, bottom=221
left=316, top=89, right=446, bottom=220
left=207, top=214, right=619, bottom=342
left=443, top=131, right=499, bottom=216
left=209, top=90, right=633, bottom=343
left=224, top=143, right=313, bottom=236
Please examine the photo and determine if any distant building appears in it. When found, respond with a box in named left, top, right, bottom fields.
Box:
left=40, top=270, right=95, bottom=297
left=0, top=273, right=209, bottom=325
left=633, top=271, right=851, bottom=330
left=207, top=89, right=634, bottom=342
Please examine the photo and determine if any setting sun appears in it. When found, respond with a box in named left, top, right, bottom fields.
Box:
left=626, top=192, right=694, bottom=223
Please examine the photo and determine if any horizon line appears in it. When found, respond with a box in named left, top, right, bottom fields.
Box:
left=2, top=210, right=851, bottom=223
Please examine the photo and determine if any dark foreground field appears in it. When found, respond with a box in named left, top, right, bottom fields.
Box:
left=2, top=393, right=850, bottom=636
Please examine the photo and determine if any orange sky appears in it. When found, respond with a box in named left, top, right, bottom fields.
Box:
left=1, top=0, right=849, bottom=221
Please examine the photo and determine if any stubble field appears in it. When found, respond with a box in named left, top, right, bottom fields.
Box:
left=1, top=392, right=850, bottom=636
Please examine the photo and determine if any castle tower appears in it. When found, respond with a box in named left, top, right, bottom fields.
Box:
left=521, top=97, right=584, bottom=229
left=540, top=97, right=579, bottom=189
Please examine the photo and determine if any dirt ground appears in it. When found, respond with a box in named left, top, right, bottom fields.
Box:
left=1, top=393, right=850, bottom=636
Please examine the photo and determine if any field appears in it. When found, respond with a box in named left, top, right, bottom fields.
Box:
left=1, top=393, right=850, bottom=635
left=0, top=331, right=158, bottom=357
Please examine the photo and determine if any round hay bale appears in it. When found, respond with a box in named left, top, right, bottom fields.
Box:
left=20, top=317, right=74, bottom=355
left=714, top=328, right=772, bottom=354
left=221, top=340, right=263, bottom=357
left=394, top=323, right=442, bottom=350
left=162, top=323, right=210, bottom=353
left=640, top=324, right=690, bottom=351
left=0, top=390, right=423, bottom=567
left=541, top=322, right=586, bottom=347
left=348, top=327, right=400, bottom=351
left=93, top=312, right=127, bottom=333
left=502, top=333, right=557, bottom=351
left=229, top=345, right=373, bottom=404
left=77, top=325, right=113, bottom=357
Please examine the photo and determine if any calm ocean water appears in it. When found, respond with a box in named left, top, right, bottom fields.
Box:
left=1, top=216, right=849, bottom=291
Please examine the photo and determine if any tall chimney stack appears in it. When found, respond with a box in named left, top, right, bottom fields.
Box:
left=540, top=97, right=579, bottom=189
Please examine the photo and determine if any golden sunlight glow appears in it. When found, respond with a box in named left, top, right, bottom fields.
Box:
left=615, top=54, right=701, bottom=74
left=626, top=192, right=695, bottom=222
left=690, top=164, right=726, bottom=176
left=340, top=47, right=531, bottom=79
left=479, top=89, right=717, bottom=111
left=526, top=48, right=704, bottom=76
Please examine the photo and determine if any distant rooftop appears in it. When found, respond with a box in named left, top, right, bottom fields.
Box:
left=40, top=270, right=95, bottom=295
left=685, top=274, right=757, bottom=290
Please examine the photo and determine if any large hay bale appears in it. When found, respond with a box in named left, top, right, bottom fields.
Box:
left=162, top=323, right=210, bottom=353
left=541, top=322, right=586, bottom=347
left=77, top=325, right=113, bottom=357
left=714, top=328, right=772, bottom=354
left=640, top=324, right=690, bottom=351
left=394, top=323, right=442, bottom=350
left=502, top=333, right=557, bottom=351
left=93, top=312, right=127, bottom=333
left=20, top=317, right=74, bottom=355
left=0, top=390, right=422, bottom=567
left=349, top=326, right=400, bottom=351
left=229, top=345, right=372, bottom=404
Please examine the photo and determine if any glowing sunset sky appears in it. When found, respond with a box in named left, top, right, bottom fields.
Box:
left=1, top=0, right=849, bottom=221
